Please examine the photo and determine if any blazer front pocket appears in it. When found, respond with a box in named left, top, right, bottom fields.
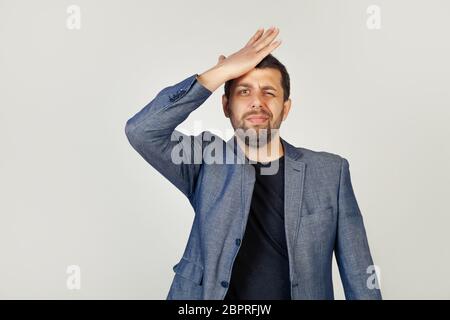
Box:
left=173, top=257, right=204, bottom=286
left=301, top=205, right=334, bottom=217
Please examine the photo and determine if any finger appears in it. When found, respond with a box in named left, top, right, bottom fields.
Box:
left=254, top=27, right=279, bottom=51
left=245, top=28, right=264, bottom=47
left=252, top=26, right=276, bottom=47
left=254, top=27, right=280, bottom=52
left=257, top=38, right=282, bottom=59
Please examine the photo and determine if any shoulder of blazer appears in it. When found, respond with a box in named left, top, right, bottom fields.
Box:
left=296, top=146, right=344, bottom=171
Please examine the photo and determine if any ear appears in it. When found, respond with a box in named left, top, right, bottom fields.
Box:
left=282, top=98, right=292, bottom=121
left=222, top=94, right=230, bottom=118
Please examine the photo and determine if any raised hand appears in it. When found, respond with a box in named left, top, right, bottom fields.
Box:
left=197, top=27, right=282, bottom=92
left=218, top=26, right=281, bottom=80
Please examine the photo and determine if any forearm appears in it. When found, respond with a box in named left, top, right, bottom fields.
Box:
left=335, top=214, right=382, bottom=300
left=196, top=65, right=230, bottom=92
left=125, top=74, right=211, bottom=139
left=124, top=74, right=212, bottom=198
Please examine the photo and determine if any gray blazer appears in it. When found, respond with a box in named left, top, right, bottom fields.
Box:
left=125, top=73, right=382, bottom=300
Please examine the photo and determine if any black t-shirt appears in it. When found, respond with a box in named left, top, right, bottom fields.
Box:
left=224, top=155, right=291, bottom=300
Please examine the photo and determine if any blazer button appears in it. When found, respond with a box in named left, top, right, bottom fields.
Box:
left=235, top=238, right=241, bottom=246
left=221, top=281, right=229, bottom=288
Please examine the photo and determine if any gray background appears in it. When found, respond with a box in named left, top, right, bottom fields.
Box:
left=1, top=0, right=449, bottom=299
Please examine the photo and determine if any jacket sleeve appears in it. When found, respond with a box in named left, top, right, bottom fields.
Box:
left=334, top=157, right=382, bottom=300
left=124, top=74, right=213, bottom=200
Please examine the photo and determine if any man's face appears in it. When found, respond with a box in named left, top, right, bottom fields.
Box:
left=222, top=67, right=291, bottom=147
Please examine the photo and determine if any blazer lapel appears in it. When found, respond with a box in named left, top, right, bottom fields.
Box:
left=224, top=135, right=306, bottom=278
left=280, top=137, right=306, bottom=264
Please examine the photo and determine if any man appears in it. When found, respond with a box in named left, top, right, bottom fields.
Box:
left=125, top=26, right=382, bottom=300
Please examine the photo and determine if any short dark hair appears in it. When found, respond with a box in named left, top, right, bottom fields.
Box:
left=224, top=54, right=290, bottom=102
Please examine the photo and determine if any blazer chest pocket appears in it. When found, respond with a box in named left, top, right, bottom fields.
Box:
left=173, top=257, right=204, bottom=286
left=301, top=205, right=334, bottom=217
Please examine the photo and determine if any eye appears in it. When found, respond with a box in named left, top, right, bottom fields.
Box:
left=239, top=89, right=249, bottom=95
left=265, top=92, right=275, bottom=96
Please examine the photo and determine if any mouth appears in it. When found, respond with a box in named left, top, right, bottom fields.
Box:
left=246, top=115, right=269, bottom=124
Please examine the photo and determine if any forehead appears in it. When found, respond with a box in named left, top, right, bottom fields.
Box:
left=232, top=68, right=282, bottom=90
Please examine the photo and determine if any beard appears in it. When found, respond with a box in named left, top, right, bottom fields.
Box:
left=235, top=114, right=281, bottom=149
left=237, top=126, right=273, bottom=148
left=231, top=104, right=284, bottom=150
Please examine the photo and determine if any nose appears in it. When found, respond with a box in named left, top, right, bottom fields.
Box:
left=251, top=93, right=264, bottom=109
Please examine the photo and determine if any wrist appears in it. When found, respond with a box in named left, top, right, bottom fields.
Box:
left=197, top=65, right=230, bottom=92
